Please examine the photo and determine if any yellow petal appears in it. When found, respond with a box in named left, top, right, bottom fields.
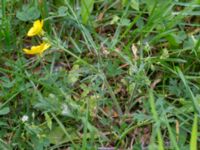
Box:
left=23, top=42, right=51, bottom=55
left=23, top=48, right=31, bottom=53
left=43, top=42, right=51, bottom=50
left=27, top=20, right=44, bottom=37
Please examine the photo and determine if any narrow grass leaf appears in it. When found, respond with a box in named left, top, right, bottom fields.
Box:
left=165, top=118, right=180, bottom=150
left=51, top=113, right=77, bottom=149
left=190, top=113, right=198, bottom=150
left=149, top=90, right=164, bottom=150
left=81, top=0, right=94, bottom=24
left=177, top=67, right=200, bottom=114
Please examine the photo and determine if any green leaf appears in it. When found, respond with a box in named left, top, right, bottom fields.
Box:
left=47, top=126, right=78, bottom=144
left=122, top=0, right=139, bottom=10
left=58, top=6, right=68, bottom=16
left=47, top=126, right=66, bottom=144
left=178, top=128, right=187, bottom=146
left=143, top=0, right=167, bottom=13
left=44, top=113, right=52, bottom=130
left=0, top=107, right=10, bottom=116
left=166, top=32, right=186, bottom=47
left=67, top=64, right=81, bottom=85
left=0, top=139, right=11, bottom=150
left=130, top=0, right=139, bottom=10
left=190, top=113, right=198, bottom=150
left=105, top=60, right=123, bottom=77
left=149, top=91, right=164, bottom=150
left=120, top=18, right=130, bottom=26
left=0, top=121, right=8, bottom=126
left=165, top=119, right=179, bottom=150
left=177, top=67, right=200, bottom=114
left=81, top=0, right=94, bottom=24
left=0, top=9, right=2, bottom=25
left=122, top=0, right=128, bottom=6
left=16, top=5, right=40, bottom=21
left=110, top=15, right=120, bottom=25
left=183, top=36, right=197, bottom=49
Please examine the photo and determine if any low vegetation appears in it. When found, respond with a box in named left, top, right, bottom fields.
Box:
left=0, top=0, right=199, bottom=149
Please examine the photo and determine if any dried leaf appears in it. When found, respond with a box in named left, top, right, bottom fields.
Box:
left=131, top=44, right=138, bottom=59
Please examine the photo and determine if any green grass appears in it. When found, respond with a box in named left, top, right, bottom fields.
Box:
left=0, top=0, right=200, bottom=149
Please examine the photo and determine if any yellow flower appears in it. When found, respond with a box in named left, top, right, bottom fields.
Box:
left=27, top=20, right=44, bottom=37
left=23, top=42, right=51, bottom=55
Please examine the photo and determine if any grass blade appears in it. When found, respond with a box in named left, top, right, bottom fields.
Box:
left=190, top=113, right=198, bottom=150
left=149, top=90, right=164, bottom=150
left=51, top=113, right=77, bottom=149
left=81, top=0, right=94, bottom=24
left=177, top=67, right=200, bottom=114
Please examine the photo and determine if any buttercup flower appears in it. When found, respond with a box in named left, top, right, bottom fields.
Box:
left=27, top=20, right=44, bottom=37
left=23, top=42, right=51, bottom=55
